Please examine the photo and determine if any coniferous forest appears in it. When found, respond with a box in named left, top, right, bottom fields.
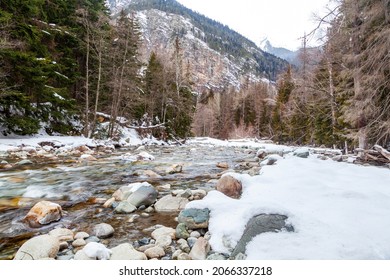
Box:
left=1, top=0, right=389, bottom=150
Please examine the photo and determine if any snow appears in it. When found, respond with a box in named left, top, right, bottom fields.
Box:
left=187, top=152, right=390, bottom=259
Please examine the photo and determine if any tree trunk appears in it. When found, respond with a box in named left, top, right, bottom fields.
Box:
left=84, top=24, right=90, bottom=137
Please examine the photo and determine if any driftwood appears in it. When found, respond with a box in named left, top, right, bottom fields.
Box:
left=356, top=145, right=390, bottom=166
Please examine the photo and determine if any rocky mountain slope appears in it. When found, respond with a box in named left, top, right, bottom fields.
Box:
left=107, top=0, right=289, bottom=92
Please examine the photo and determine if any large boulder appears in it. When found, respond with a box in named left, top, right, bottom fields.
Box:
left=231, top=214, right=294, bottom=258
left=24, top=201, right=63, bottom=228
left=189, top=237, right=210, bottom=260
left=178, top=208, right=210, bottom=229
left=126, top=184, right=158, bottom=208
left=14, top=235, right=60, bottom=260
left=154, top=195, right=188, bottom=212
left=216, top=175, right=242, bottom=199
left=92, top=223, right=115, bottom=239
left=110, top=243, right=147, bottom=260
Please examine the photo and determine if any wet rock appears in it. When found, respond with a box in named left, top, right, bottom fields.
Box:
left=177, top=189, right=192, bottom=199
left=156, top=184, right=171, bottom=192
left=128, top=214, right=140, bottom=223
left=177, top=253, right=191, bottom=260
left=110, top=243, right=147, bottom=260
left=141, top=213, right=150, bottom=218
left=114, top=201, right=137, bottom=214
left=74, top=232, right=89, bottom=240
left=80, top=154, right=97, bottom=161
left=103, top=197, right=115, bottom=208
left=176, top=223, right=190, bottom=239
left=48, top=228, right=74, bottom=242
left=166, top=164, right=183, bottom=174
left=72, top=239, right=86, bottom=247
left=191, top=189, right=207, bottom=199
left=92, top=223, right=115, bottom=239
left=152, top=226, right=176, bottom=240
left=216, top=162, right=229, bottom=169
left=154, top=195, right=189, bottom=212
left=82, top=242, right=112, bottom=260
left=15, top=159, right=34, bottom=166
left=216, top=175, right=242, bottom=199
left=144, top=246, right=165, bottom=259
left=14, top=235, right=59, bottom=260
left=24, top=201, right=63, bottom=228
left=231, top=214, right=293, bottom=258
left=189, top=237, right=210, bottom=260
left=126, top=184, right=158, bottom=208
left=144, top=206, right=154, bottom=213
left=293, top=148, right=310, bottom=158
left=178, top=208, right=210, bottom=229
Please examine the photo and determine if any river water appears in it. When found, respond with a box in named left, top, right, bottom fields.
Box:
left=0, top=144, right=257, bottom=259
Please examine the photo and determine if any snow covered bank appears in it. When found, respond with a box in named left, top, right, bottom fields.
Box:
left=187, top=152, right=390, bottom=259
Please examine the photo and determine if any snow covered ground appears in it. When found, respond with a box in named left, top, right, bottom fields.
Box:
left=187, top=138, right=390, bottom=259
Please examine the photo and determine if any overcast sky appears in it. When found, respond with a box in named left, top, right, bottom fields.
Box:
left=176, top=0, right=335, bottom=51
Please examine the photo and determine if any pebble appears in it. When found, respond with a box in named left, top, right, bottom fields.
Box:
left=72, top=238, right=86, bottom=247
left=74, top=232, right=90, bottom=240
left=144, top=246, right=165, bottom=259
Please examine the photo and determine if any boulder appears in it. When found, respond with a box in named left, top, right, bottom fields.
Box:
left=72, top=239, right=86, bottom=247
left=231, top=214, right=294, bottom=258
left=110, top=243, right=147, bottom=260
left=74, top=232, right=89, bottom=240
left=24, top=201, right=63, bottom=228
left=178, top=208, right=210, bottom=229
left=48, top=228, right=74, bottom=242
left=189, top=237, right=210, bottom=260
left=14, top=235, right=59, bottom=260
left=144, top=246, right=165, bottom=259
left=92, top=223, right=114, bottom=239
left=166, top=164, right=183, bottom=174
left=154, top=195, right=188, bottom=212
left=114, top=201, right=137, bottom=214
left=126, top=184, right=158, bottom=208
left=82, top=242, right=112, bottom=260
left=216, top=162, right=229, bottom=169
left=216, top=175, right=242, bottom=199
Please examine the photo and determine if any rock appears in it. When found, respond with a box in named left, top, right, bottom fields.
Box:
left=189, top=237, right=210, bottom=260
left=103, top=197, right=116, bottom=208
left=92, top=223, right=115, bottom=239
left=154, top=195, right=189, bottom=212
left=293, top=148, right=310, bottom=158
left=332, top=155, right=343, bottom=162
left=260, top=155, right=282, bottom=166
left=141, top=213, right=150, bottom=218
left=177, top=253, right=191, bottom=260
left=144, top=246, right=165, bottom=259
left=172, top=249, right=183, bottom=260
left=72, top=239, right=86, bottom=247
left=166, top=164, right=183, bottom=174
left=216, top=162, right=229, bottom=169
left=110, top=243, right=147, bottom=260
left=177, top=239, right=190, bottom=253
left=137, top=151, right=155, bottom=161
left=216, top=175, right=242, bottom=199
left=85, top=236, right=100, bottom=244
left=144, top=206, right=154, bottom=213
left=80, top=154, right=97, bottom=161
left=231, top=214, right=293, bottom=258
left=48, top=228, right=74, bottom=242
left=59, top=241, right=69, bottom=250
left=178, top=208, right=210, bottom=229
left=126, top=184, right=158, bottom=208
left=190, top=231, right=201, bottom=238
left=151, top=226, right=176, bottom=240
left=178, top=189, right=192, bottom=199
left=74, top=250, right=94, bottom=260
left=128, top=214, right=140, bottom=223
left=15, top=159, right=34, bottom=166
left=24, top=201, right=63, bottom=228
left=137, top=244, right=156, bottom=252
left=77, top=145, right=91, bottom=153
left=114, top=201, right=137, bottom=214
left=14, top=235, right=59, bottom=260
left=234, top=253, right=247, bottom=260
left=191, top=189, right=207, bottom=199
left=141, top=170, right=162, bottom=179
left=187, top=237, right=198, bottom=248
left=155, top=235, right=172, bottom=249
left=74, top=232, right=89, bottom=240
left=83, top=242, right=112, bottom=260
left=207, top=253, right=228, bottom=260
left=176, top=223, right=190, bottom=239
left=156, top=184, right=171, bottom=192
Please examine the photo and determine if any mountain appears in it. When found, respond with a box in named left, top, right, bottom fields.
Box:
left=259, top=38, right=299, bottom=65
left=106, top=0, right=289, bottom=92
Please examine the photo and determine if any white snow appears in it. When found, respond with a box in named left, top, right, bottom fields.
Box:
left=82, top=242, right=112, bottom=260
left=187, top=152, right=390, bottom=259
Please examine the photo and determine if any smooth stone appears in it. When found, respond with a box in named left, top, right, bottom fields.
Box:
left=189, top=237, right=210, bottom=260
left=74, top=250, right=94, bottom=260
left=128, top=214, right=140, bottom=223
left=15, top=159, right=34, bottom=166
left=144, top=206, right=154, bottom=213
left=137, top=244, right=156, bottom=252
left=126, top=184, right=158, bottom=208
left=154, top=195, right=189, bottom=212
left=92, top=223, right=115, bottom=239
left=178, top=189, right=192, bottom=199
left=85, top=236, right=100, bottom=244
left=165, top=164, right=183, bottom=174
left=293, top=148, right=310, bottom=158
left=110, top=243, right=147, bottom=260
left=187, top=237, right=198, bottom=248
left=178, top=208, right=210, bottom=229
left=177, top=253, right=191, bottom=260
left=24, top=201, right=63, bottom=228
left=176, top=239, right=190, bottom=253
left=72, top=238, right=86, bottom=247
left=59, top=241, right=69, bottom=250
left=176, top=223, right=190, bottom=239
left=114, top=201, right=137, bottom=214
left=216, top=175, right=242, bottom=199
left=207, top=253, right=228, bottom=260
left=156, top=184, right=171, bottom=192
left=141, top=170, right=162, bottom=178
left=190, top=231, right=201, bottom=238
left=144, top=246, right=165, bottom=259
left=74, top=232, right=89, bottom=240
left=141, top=213, right=150, bottom=218
left=151, top=226, right=176, bottom=240
left=48, top=228, right=74, bottom=242
left=172, top=249, right=183, bottom=260
left=14, top=235, right=59, bottom=260
left=231, top=214, right=293, bottom=258
left=216, top=162, right=229, bottom=169
left=103, top=197, right=116, bottom=208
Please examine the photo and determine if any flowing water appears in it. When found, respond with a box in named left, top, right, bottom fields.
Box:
left=0, top=144, right=256, bottom=260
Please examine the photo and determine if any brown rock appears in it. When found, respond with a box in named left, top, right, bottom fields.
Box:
left=216, top=175, right=242, bottom=199
left=189, top=237, right=210, bottom=260
left=216, top=162, right=229, bottom=169
left=24, top=201, right=62, bottom=228
left=144, top=246, right=165, bottom=259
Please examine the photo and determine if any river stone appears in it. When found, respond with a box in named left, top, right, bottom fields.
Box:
left=80, top=154, right=97, bottom=161
left=231, top=214, right=294, bottom=258
left=151, top=226, right=176, bottom=240
left=172, top=249, right=183, bottom=260
left=15, top=159, right=34, bottom=166
left=103, top=197, right=115, bottom=208
left=48, top=228, right=74, bottom=242
left=92, top=223, right=115, bottom=238
left=72, top=239, right=86, bottom=247
left=144, top=246, right=165, bottom=259
left=83, top=242, right=112, bottom=260
left=154, top=195, right=189, bottom=212
left=74, top=232, right=90, bottom=240
left=156, top=184, right=171, bottom=192
left=207, top=253, right=228, bottom=260
left=114, top=201, right=137, bottom=214
left=110, top=243, right=147, bottom=260
left=14, top=234, right=60, bottom=260
left=187, top=237, right=198, bottom=248
left=24, top=201, right=63, bottom=228
left=178, top=208, right=210, bottom=229
left=177, top=253, right=192, bottom=260
left=216, top=162, right=229, bottom=169
left=178, top=189, right=192, bottom=199
left=216, top=175, right=242, bottom=199
left=126, top=184, right=158, bottom=208
left=74, top=250, right=94, bottom=260
left=177, top=239, right=190, bottom=253
left=190, top=231, right=201, bottom=238
left=141, top=170, right=162, bottom=179
left=293, top=148, right=310, bottom=158
left=166, top=164, right=183, bottom=174
left=189, top=237, right=210, bottom=260
left=176, top=223, right=190, bottom=239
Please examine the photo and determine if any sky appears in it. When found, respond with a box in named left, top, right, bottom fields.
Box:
left=176, top=0, right=335, bottom=51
